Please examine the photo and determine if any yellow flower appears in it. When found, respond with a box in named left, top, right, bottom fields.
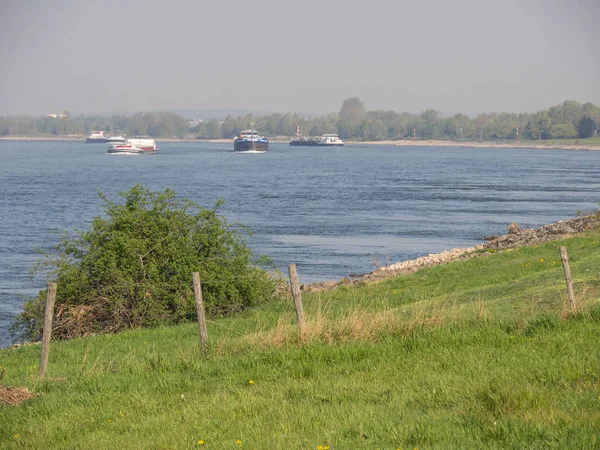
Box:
left=236, top=440, right=242, bottom=445
left=14, top=434, right=20, bottom=439
left=393, top=290, right=397, bottom=295
left=198, top=440, right=205, bottom=446
left=107, top=419, right=112, bottom=423
left=318, top=446, right=324, bottom=450
left=248, top=380, right=254, bottom=385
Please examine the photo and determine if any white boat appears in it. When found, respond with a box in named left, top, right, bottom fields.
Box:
left=105, top=134, right=126, bottom=145
left=107, top=136, right=158, bottom=154
left=317, top=134, right=344, bottom=146
left=85, top=130, right=106, bottom=143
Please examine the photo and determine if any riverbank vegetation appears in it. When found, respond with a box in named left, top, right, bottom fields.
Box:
left=1, top=99, right=598, bottom=143
left=2, top=225, right=599, bottom=448
left=12, top=185, right=278, bottom=342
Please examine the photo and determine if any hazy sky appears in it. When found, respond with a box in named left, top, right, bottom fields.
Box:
left=1, top=0, right=598, bottom=116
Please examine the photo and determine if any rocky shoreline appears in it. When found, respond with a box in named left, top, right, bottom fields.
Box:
left=301, top=212, right=600, bottom=293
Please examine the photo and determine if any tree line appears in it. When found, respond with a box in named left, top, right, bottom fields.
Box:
left=0, top=111, right=189, bottom=139
left=1, top=99, right=598, bottom=141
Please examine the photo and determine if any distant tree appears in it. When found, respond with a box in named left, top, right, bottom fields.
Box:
left=525, top=121, right=541, bottom=140
left=550, top=122, right=578, bottom=139
left=577, top=116, right=596, bottom=138
left=205, top=119, right=221, bottom=139
left=548, top=100, right=582, bottom=125
left=339, top=97, right=365, bottom=124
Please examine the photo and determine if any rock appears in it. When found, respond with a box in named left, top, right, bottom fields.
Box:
left=508, top=222, right=520, bottom=234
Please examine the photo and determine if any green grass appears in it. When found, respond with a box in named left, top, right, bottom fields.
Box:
left=519, top=137, right=600, bottom=146
left=2, top=231, right=600, bottom=449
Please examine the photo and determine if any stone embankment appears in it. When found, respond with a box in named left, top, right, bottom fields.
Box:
left=301, top=212, right=600, bottom=293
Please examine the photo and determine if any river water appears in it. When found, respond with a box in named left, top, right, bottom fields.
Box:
left=1, top=139, right=599, bottom=346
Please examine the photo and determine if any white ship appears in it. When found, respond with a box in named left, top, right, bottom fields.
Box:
left=85, top=131, right=106, bottom=143
left=317, top=134, right=344, bottom=146
left=107, top=136, right=158, bottom=154
left=105, top=133, right=126, bottom=145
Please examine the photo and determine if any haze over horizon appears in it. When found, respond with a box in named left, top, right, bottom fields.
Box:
left=1, top=0, right=598, bottom=117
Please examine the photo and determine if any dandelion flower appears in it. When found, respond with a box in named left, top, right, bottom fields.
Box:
left=14, top=434, right=20, bottom=439
left=248, top=380, right=254, bottom=385
left=198, top=440, right=205, bottom=446
left=318, top=446, right=324, bottom=450
left=235, top=439, right=242, bottom=445
left=107, top=419, right=112, bottom=423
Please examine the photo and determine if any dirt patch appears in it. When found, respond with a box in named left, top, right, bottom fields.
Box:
left=0, top=385, right=35, bottom=406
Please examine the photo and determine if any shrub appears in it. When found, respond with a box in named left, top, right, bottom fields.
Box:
left=12, top=185, right=278, bottom=341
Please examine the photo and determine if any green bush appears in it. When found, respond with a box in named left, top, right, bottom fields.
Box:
left=13, top=185, right=279, bottom=341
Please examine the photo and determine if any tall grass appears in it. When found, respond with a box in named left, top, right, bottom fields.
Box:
left=1, top=231, right=600, bottom=448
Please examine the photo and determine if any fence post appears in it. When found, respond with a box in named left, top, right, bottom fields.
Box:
left=287, top=264, right=305, bottom=334
left=192, top=272, right=208, bottom=352
left=39, top=282, right=57, bottom=378
left=559, top=246, right=577, bottom=310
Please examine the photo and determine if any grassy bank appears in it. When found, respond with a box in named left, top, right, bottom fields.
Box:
left=1, top=231, right=600, bottom=448
left=520, top=137, right=600, bottom=146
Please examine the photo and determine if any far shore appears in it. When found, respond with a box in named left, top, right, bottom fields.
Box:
left=2, top=135, right=599, bottom=151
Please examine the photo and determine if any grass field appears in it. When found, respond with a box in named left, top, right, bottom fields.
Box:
left=1, top=231, right=600, bottom=449
left=520, top=137, right=600, bottom=146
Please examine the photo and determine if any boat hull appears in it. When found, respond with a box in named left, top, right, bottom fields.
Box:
left=234, top=140, right=268, bottom=152
left=85, top=138, right=107, bottom=143
left=107, top=145, right=157, bottom=155
left=317, top=142, right=344, bottom=147
left=289, top=139, right=319, bottom=146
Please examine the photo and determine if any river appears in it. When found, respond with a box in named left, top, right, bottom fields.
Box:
left=1, top=139, right=599, bottom=346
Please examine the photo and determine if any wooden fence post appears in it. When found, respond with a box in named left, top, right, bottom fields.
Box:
left=39, top=282, right=57, bottom=378
left=192, top=272, right=208, bottom=351
left=287, top=264, right=305, bottom=334
left=559, top=246, right=577, bottom=309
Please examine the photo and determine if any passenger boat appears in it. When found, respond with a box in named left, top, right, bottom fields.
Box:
left=289, top=126, right=319, bottom=146
left=234, top=129, right=268, bottom=152
left=85, top=130, right=107, bottom=143
left=317, top=134, right=344, bottom=146
left=107, top=136, right=158, bottom=154
left=105, top=134, right=126, bottom=145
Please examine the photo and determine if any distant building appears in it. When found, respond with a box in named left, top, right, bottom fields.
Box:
left=47, top=113, right=68, bottom=119
left=188, top=119, right=203, bottom=128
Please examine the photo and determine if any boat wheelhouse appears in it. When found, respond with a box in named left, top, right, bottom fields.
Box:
left=233, top=129, right=269, bottom=152
left=317, top=134, right=344, bottom=146
left=85, top=131, right=106, bottom=143
left=289, top=125, right=319, bottom=146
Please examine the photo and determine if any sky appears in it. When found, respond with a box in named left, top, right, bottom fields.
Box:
left=0, top=0, right=598, bottom=117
